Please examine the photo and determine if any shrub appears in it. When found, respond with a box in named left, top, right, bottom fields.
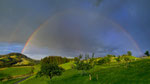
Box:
left=97, top=57, right=111, bottom=65
left=116, top=56, right=121, bottom=62
left=76, top=61, right=92, bottom=70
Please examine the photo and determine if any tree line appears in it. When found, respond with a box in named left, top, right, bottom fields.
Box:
left=41, top=56, right=73, bottom=65
left=36, top=50, right=150, bottom=80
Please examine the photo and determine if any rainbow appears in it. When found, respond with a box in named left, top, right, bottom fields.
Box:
left=21, top=11, right=142, bottom=55
left=22, top=19, right=49, bottom=53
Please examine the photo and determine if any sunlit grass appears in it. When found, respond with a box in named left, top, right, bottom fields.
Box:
left=0, top=66, right=32, bottom=79
left=59, top=61, right=74, bottom=70
left=20, top=58, right=150, bottom=84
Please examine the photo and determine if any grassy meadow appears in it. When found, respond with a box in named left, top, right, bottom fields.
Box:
left=20, top=57, right=150, bottom=84
left=0, top=66, right=33, bottom=84
left=1, top=53, right=150, bottom=84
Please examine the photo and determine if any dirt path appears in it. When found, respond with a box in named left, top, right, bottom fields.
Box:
left=14, top=75, right=32, bottom=84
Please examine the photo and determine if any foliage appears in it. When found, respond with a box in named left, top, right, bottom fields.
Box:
left=116, top=56, right=121, bottom=62
left=20, top=58, right=150, bottom=84
left=145, top=51, right=150, bottom=56
left=127, top=51, right=132, bottom=56
left=92, top=53, right=95, bottom=58
left=36, top=63, right=64, bottom=79
left=76, top=61, right=92, bottom=70
left=107, top=54, right=116, bottom=57
left=74, top=57, right=80, bottom=64
left=36, top=56, right=67, bottom=79
left=0, top=53, right=145, bottom=84
left=41, top=56, right=71, bottom=65
left=97, top=57, right=111, bottom=65
left=78, top=54, right=83, bottom=60
left=124, top=57, right=130, bottom=62
left=85, top=54, right=89, bottom=60
left=118, top=55, right=136, bottom=62
left=74, top=54, right=94, bottom=71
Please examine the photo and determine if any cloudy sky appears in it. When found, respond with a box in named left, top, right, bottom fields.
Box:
left=0, top=0, right=150, bottom=59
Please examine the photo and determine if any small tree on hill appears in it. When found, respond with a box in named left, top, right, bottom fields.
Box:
left=85, top=54, right=89, bottom=60
left=75, top=54, right=93, bottom=70
left=76, top=61, right=91, bottom=70
left=74, top=54, right=94, bottom=77
left=36, top=63, right=64, bottom=79
left=89, top=53, right=95, bottom=65
left=145, top=51, right=150, bottom=56
left=127, top=51, right=132, bottom=56
left=79, top=54, right=83, bottom=60
left=92, top=53, right=95, bottom=58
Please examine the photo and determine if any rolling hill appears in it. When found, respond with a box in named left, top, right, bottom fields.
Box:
left=0, top=53, right=39, bottom=67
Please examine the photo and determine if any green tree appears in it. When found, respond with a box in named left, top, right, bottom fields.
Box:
left=74, top=57, right=80, bottom=64
left=79, top=54, right=83, bottom=60
left=37, top=64, right=64, bottom=79
left=90, top=53, right=95, bottom=65
left=92, top=53, right=95, bottom=58
left=145, top=51, right=150, bottom=56
left=76, top=61, right=92, bottom=71
left=127, top=51, right=132, bottom=56
left=85, top=54, right=89, bottom=60
left=41, top=56, right=70, bottom=65
left=75, top=54, right=93, bottom=71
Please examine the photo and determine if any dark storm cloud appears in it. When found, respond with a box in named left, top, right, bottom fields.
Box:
left=0, top=0, right=54, bottom=42
left=108, top=0, right=150, bottom=51
left=0, top=0, right=150, bottom=58
left=24, top=10, right=139, bottom=58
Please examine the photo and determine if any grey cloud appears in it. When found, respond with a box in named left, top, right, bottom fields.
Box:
left=0, top=0, right=150, bottom=58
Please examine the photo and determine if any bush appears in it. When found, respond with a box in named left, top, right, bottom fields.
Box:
left=116, top=56, right=121, bottom=62
left=76, top=61, right=92, bottom=70
left=97, top=57, right=111, bottom=65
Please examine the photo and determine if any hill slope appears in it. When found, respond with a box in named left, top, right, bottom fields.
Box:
left=20, top=58, right=150, bottom=84
left=0, top=53, right=39, bottom=67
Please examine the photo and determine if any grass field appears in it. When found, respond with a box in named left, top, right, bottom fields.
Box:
left=0, top=66, right=33, bottom=79
left=0, top=78, right=24, bottom=84
left=0, top=66, right=33, bottom=84
left=1, top=56, right=150, bottom=84
left=59, top=61, right=74, bottom=70
left=19, top=58, right=150, bottom=84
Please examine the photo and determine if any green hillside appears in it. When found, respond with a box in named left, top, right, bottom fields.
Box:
left=0, top=53, right=39, bottom=67
left=20, top=57, right=150, bottom=84
left=0, top=66, right=34, bottom=84
left=0, top=66, right=33, bottom=79
left=1, top=53, right=150, bottom=84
